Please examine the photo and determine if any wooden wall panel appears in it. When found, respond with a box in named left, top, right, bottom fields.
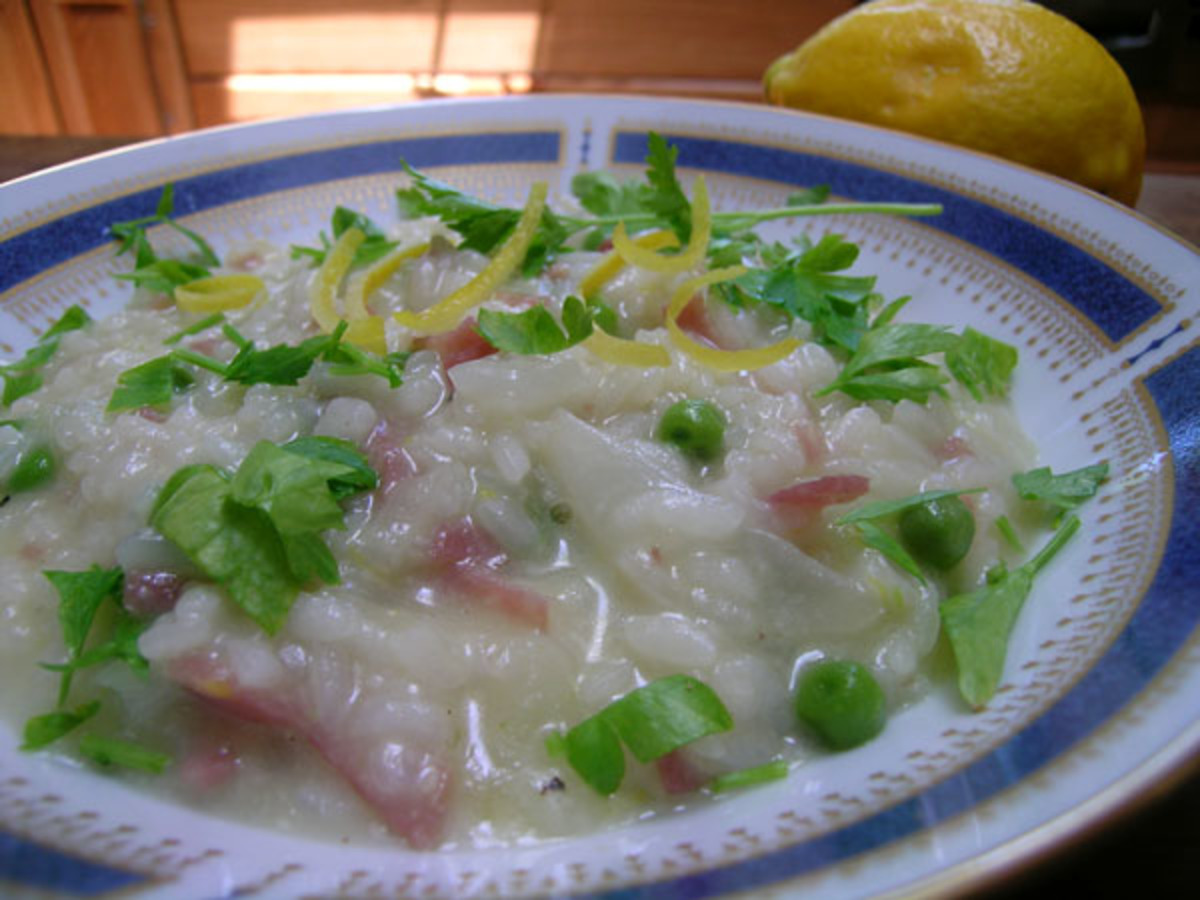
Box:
left=143, top=0, right=195, bottom=133
left=174, top=0, right=442, bottom=76
left=0, top=0, right=62, bottom=134
left=534, top=0, right=851, bottom=81
left=30, top=0, right=162, bottom=135
left=5, top=0, right=852, bottom=135
left=440, top=0, right=542, bottom=74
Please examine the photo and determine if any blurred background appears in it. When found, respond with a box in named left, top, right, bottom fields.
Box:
left=1, top=0, right=1197, bottom=164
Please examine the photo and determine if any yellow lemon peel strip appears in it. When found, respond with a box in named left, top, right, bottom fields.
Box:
left=310, top=227, right=365, bottom=334
left=666, top=266, right=802, bottom=372
left=344, top=241, right=430, bottom=320
left=584, top=327, right=671, bottom=368
left=393, top=182, right=548, bottom=336
left=174, top=274, right=264, bottom=313
left=612, top=176, right=711, bottom=274
left=579, top=230, right=678, bottom=299
left=340, top=316, right=387, bottom=354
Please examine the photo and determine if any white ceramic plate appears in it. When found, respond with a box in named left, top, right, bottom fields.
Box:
left=1, top=96, right=1197, bottom=898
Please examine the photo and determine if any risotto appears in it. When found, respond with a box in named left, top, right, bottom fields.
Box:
left=0, top=139, right=1101, bottom=848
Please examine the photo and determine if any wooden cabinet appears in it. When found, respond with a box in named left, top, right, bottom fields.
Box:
left=535, top=0, right=843, bottom=86
left=1, top=0, right=852, bottom=136
left=1, top=0, right=62, bottom=134
left=1, top=0, right=191, bottom=136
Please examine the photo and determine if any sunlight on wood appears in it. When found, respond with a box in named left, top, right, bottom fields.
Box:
left=226, top=9, right=441, bottom=73
left=211, top=73, right=417, bottom=123
left=441, top=10, right=540, bottom=73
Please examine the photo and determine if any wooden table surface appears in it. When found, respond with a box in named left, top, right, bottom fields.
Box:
left=0, top=131, right=1197, bottom=898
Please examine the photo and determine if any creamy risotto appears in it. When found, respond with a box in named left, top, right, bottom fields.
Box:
left=0, top=143, right=1099, bottom=848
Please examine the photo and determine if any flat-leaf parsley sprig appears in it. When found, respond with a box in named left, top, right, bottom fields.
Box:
left=150, top=436, right=378, bottom=634
left=108, top=321, right=409, bottom=414
left=396, top=132, right=943, bottom=278
left=109, top=184, right=220, bottom=294
left=21, top=565, right=170, bottom=774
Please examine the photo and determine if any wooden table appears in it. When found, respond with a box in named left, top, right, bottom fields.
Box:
left=0, top=132, right=1197, bottom=898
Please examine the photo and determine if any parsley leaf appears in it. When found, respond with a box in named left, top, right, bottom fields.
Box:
left=836, top=488, right=985, bottom=584
left=477, top=306, right=572, bottom=355
left=109, top=322, right=406, bottom=410
left=21, top=701, right=101, bottom=751
left=564, top=714, right=625, bottom=795
left=231, top=442, right=356, bottom=535
left=41, top=565, right=127, bottom=703
left=818, top=323, right=960, bottom=403
left=223, top=326, right=335, bottom=386
left=107, top=356, right=195, bottom=413
left=45, top=605, right=149, bottom=678
left=44, top=567, right=124, bottom=667
left=24, top=567, right=155, bottom=759
left=150, top=440, right=377, bottom=634
left=555, top=674, right=733, bottom=795
left=290, top=206, right=397, bottom=267
left=43, top=305, right=93, bottom=341
left=397, top=133, right=939, bottom=281
left=282, top=436, right=379, bottom=500
left=994, top=514, right=1024, bottom=552
left=716, top=235, right=878, bottom=353
left=940, top=515, right=1080, bottom=707
left=570, top=171, right=646, bottom=218
left=151, top=464, right=298, bottom=634
left=78, top=735, right=170, bottom=774
left=115, top=259, right=211, bottom=294
left=323, top=343, right=409, bottom=388
left=640, top=132, right=692, bottom=242
left=709, top=759, right=789, bottom=793
left=476, top=296, right=614, bottom=355
left=109, top=184, right=218, bottom=292
left=854, top=520, right=926, bottom=583
left=945, top=327, right=1018, bottom=401
left=164, top=312, right=225, bottom=345
left=1013, top=462, right=1108, bottom=511
left=396, top=162, right=570, bottom=277
left=838, top=487, right=985, bottom=526
left=7, top=445, right=55, bottom=493
left=1, top=305, right=92, bottom=406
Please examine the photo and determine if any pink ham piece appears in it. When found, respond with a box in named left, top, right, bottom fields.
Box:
left=655, top=748, right=709, bottom=795
left=136, top=407, right=168, bottom=423
left=430, top=518, right=549, bottom=631
left=673, top=296, right=724, bottom=349
left=768, top=475, right=871, bottom=530
left=413, top=316, right=497, bottom=371
left=178, top=740, right=240, bottom=792
left=935, top=434, right=973, bottom=461
left=122, top=570, right=185, bottom=617
left=363, top=420, right=417, bottom=497
left=166, top=653, right=451, bottom=849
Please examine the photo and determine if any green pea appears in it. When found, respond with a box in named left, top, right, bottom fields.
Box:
left=7, top=445, right=55, bottom=494
left=794, top=659, right=886, bottom=751
left=898, top=495, right=975, bottom=571
left=657, top=399, right=725, bottom=463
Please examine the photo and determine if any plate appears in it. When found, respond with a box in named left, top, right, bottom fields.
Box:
left=1, top=96, right=1197, bottom=898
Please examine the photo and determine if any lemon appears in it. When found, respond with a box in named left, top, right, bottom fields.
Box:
left=764, top=0, right=1145, bottom=205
